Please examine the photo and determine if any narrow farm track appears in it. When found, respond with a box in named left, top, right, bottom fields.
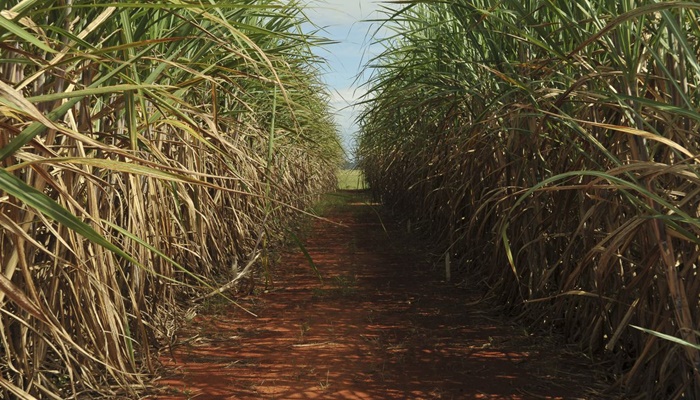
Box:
left=150, top=191, right=608, bottom=400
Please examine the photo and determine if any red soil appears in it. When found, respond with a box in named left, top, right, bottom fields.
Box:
left=148, top=191, right=608, bottom=399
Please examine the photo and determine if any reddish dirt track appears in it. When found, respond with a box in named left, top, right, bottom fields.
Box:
left=148, top=191, right=608, bottom=400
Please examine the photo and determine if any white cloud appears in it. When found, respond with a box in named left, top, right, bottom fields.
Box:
left=330, top=86, right=366, bottom=107
left=302, top=0, right=383, bottom=26
left=326, top=86, right=368, bottom=155
left=297, top=0, right=388, bottom=154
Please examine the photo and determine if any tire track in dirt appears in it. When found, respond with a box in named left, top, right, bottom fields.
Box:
left=150, top=191, right=608, bottom=399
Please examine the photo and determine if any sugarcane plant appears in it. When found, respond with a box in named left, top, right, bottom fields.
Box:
left=0, top=0, right=341, bottom=398
left=358, top=0, right=700, bottom=397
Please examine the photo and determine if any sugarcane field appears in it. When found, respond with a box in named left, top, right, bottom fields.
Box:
left=1, top=1, right=699, bottom=399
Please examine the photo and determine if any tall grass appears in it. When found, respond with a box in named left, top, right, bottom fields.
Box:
left=359, top=0, right=700, bottom=397
left=0, top=0, right=341, bottom=398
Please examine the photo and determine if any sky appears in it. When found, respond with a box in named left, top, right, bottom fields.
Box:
left=300, top=0, right=388, bottom=159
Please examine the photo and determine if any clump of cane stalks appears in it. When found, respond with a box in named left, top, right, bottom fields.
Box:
left=0, top=0, right=341, bottom=398
left=358, top=1, right=700, bottom=397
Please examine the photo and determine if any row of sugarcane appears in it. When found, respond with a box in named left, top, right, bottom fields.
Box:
left=358, top=1, right=700, bottom=398
left=0, top=0, right=342, bottom=398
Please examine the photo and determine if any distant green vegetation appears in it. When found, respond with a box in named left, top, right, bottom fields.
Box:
left=337, top=169, right=367, bottom=190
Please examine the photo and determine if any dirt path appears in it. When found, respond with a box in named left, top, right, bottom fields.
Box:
left=150, top=191, right=607, bottom=399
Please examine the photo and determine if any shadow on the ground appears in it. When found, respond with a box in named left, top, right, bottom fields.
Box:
left=149, top=191, right=610, bottom=400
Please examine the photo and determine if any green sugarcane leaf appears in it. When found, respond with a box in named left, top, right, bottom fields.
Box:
left=286, top=229, right=323, bottom=284
left=631, top=325, right=700, bottom=350
left=0, top=168, right=133, bottom=264
left=0, top=13, right=56, bottom=54
left=26, top=84, right=171, bottom=103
